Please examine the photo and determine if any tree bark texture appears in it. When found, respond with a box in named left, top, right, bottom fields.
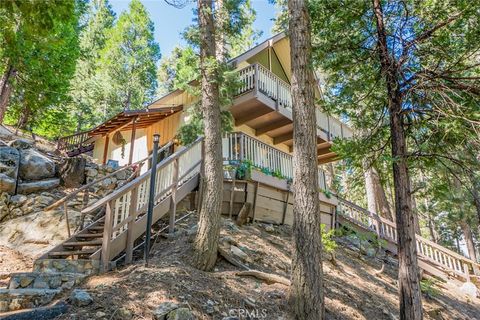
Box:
left=460, top=220, right=477, bottom=262
left=288, top=1, right=325, bottom=319
left=363, top=161, right=394, bottom=221
left=372, top=0, right=423, bottom=319
left=192, top=0, right=223, bottom=271
left=0, top=65, right=16, bottom=124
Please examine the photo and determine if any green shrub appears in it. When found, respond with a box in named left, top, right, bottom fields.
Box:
left=321, top=224, right=337, bottom=262
left=420, top=278, right=440, bottom=298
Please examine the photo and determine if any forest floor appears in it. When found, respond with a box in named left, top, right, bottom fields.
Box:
left=46, top=211, right=480, bottom=320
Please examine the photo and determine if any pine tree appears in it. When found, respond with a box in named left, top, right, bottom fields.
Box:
left=100, top=0, right=160, bottom=115
left=69, top=0, right=115, bottom=131
left=0, top=0, right=82, bottom=133
left=192, top=0, right=223, bottom=271
left=288, top=0, right=324, bottom=318
left=308, top=1, right=480, bottom=318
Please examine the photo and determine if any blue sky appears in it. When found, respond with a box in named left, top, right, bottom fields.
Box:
left=110, top=0, right=277, bottom=58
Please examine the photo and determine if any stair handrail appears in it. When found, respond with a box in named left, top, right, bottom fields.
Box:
left=46, top=141, right=175, bottom=212
left=337, top=197, right=480, bottom=278
left=81, top=137, right=203, bottom=215
left=81, top=137, right=203, bottom=271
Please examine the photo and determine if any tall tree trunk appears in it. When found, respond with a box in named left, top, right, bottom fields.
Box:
left=214, top=0, right=226, bottom=61
left=364, top=161, right=378, bottom=214
left=411, top=192, right=421, bottom=235
left=0, top=65, right=16, bottom=124
left=192, top=0, right=223, bottom=271
left=372, top=1, right=423, bottom=319
left=288, top=1, right=324, bottom=319
left=363, top=160, right=394, bottom=220
left=471, top=181, right=480, bottom=238
left=426, top=211, right=438, bottom=243
left=460, top=220, right=477, bottom=262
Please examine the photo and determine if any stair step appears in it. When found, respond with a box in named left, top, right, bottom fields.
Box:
left=87, top=226, right=105, bottom=232
left=0, top=289, right=61, bottom=313
left=8, top=272, right=85, bottom=290
left=76, top=233, right=103, bottom=239
left=63, top=240, right=102, bottom=247
left=48, top=249, right=97, bottom=258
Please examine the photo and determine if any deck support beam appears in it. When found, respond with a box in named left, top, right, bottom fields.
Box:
left=273, top=132, right=293, bottom=145
left=235, top=110, right=275, bottom=126
left=128, top=116, right=138, bottom=165
left=255, top=119, right=291, bottom=136
left=102, top=134, right=110, bottom=165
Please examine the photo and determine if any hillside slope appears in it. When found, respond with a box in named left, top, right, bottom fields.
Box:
left=54, top=214, right=479, bottom=320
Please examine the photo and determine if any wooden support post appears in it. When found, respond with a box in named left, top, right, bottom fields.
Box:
left=128, top=117, right=137, bottom=165
left=63, top=202, right=71, bottom=238
left=169, top=158, right=179, bottom=234
left=197, top=140, right=205, bottom=212
left=252, top=181, right=260, bottom=223
left=281, top=188, right=290, bottom=225
left=189, top=192, right=196, bottom=211
left=125, top=187, right=138, bottom=264
left=229, top=177, right=236, bottom=219
left=463, top=263, right=471, bottom=282
left=101, top=201, right=114, bottom=273
left=254, top=63, right=259, bottom=97
left=102, top=134, right=110, bottom=165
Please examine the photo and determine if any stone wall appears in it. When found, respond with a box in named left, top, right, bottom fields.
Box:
left=0, top=154, right=134, bottom=224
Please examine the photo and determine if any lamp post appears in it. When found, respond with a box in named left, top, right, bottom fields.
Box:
left=144, top=133, right=160, bottom=266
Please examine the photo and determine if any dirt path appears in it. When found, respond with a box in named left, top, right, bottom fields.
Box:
left=0, top=245, right=34, bottom=287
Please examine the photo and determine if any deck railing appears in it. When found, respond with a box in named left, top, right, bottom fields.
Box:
left=222, top=132, right=327, bottom=191
left=57, top=131, right=93, bottom=154
left=236, top=63, right=352, bottom=141
left=337, top=197, right=480, bottom=281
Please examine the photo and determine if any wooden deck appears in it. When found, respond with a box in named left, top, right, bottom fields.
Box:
left=233, top=63, right=352, bottom=163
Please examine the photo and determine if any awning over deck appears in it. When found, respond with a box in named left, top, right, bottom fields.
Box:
left=88, top=107, right=183, bottom=137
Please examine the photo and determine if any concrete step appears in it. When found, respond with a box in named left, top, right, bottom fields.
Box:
left=0, top=289, right=60, bottom=313
left=33, top=259, right=100, bottom=276
left=8, top=272, right=85, bottom=291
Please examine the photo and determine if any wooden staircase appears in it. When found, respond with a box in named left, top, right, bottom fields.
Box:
left=0, top=138, right=204, bottom=315
left=56, top=131, right=94, bottom=157
left=337, top=197, right=480, bottom=284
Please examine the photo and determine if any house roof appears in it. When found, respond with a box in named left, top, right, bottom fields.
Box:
left=88, top=106, right=183, bottom=137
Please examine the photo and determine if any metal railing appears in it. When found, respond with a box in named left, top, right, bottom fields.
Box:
left=337, top=197, right=480, bottom=281
left=236, top=63, right=353, bottom=141
left=222, top=132, right=327, bottom=190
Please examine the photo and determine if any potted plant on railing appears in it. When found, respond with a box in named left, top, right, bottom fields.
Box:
left=223, top=164, right=237, bottom=180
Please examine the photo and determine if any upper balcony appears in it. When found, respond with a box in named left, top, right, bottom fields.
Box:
left=233, top=63, right=352, bottom=164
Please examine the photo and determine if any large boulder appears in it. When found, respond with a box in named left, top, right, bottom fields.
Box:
left=59, top=157, right=86, bottom=188
left=17, top=178, right=60, bottom=194
left=8, top=138, right=34, bottom=150
left=19, top=148, right=56, bottom=181
left=0, top=146, right=20, bottom=178
left=0, top=173, right=16, bottom=193
left=0, top=146, right=20, bottom=194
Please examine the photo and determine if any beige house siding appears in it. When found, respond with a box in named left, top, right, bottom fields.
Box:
left=92, top=128, right=148, bottom=167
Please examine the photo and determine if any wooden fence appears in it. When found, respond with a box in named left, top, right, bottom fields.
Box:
left=337, top=197, right=480, bottom=281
